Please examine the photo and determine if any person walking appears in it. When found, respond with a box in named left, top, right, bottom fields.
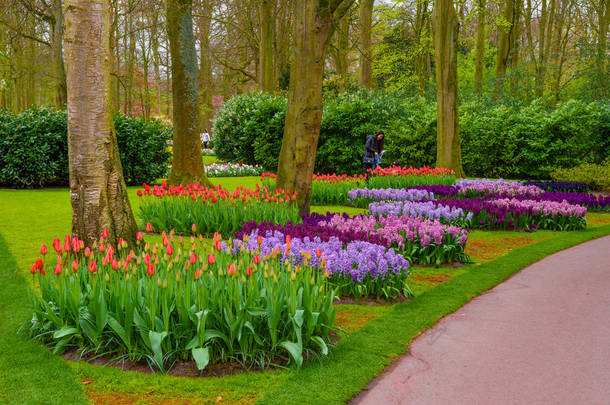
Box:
left=200, top=131, right=211, bottom=149
left=363, top=131, right=384, bottom=179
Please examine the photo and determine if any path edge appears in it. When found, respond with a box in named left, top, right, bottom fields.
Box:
left=256, top=225, right=610, bottom=405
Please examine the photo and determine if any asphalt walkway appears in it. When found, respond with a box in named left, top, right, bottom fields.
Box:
left=352, top=235, right=610, bottom=405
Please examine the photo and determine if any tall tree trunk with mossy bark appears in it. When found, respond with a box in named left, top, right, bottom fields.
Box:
left=474, top=0, right=486, bottom=95
left=259, top=0, right=274, bottom=92
left=358, top=0, right=374, bottom=88
left=167, top=0, right=211, bottom=186
left=432, top=0, right=464, bottom=178
left=276, top=0, right=354, bottom=216
left=64, top=0, right=138, bottom=246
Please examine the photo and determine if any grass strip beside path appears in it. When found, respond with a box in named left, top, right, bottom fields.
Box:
left=256, top=224, right=610, bottom=405
left=0, top=233, right=87, bottom=404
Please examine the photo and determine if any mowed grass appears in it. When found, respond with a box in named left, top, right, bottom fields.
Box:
left=1, top=181, right=609, bottom=405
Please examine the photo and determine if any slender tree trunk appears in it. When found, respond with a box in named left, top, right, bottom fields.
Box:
left=199, top=0, right=214, bottom=132
left=493, top=0, right=516, bottom=100
left=151, top=10, right=162, bottom=113
left=358, top=0, right=374, bottom=88
left=259, top=0, right=274, bottom=92
left=167, top=0, right=211, bottom=186
left=64, top=0, right=138, bottom=246
left=474, top=0, right=486, bottom=95
left=414, top=0, right=429, bottom=96
left=596, top=0, right=608, bottom=98
left=334, top=12, right=350, bottom=91
left=508, top=0, right=522, bottom=96
left=536, top=0, right=547, bottom=96
left=52, top=0, right=67, bottom=108
left=433, top=0, right=464, bottom=177
left=126, top=3, right=135, bottom=115
left=277, top=0, right=354, bottom=215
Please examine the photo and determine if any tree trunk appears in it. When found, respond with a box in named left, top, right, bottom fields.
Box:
left=414, top=0, right=429, bottom=96
left=536, top=0, right=547, bottom=96
left=126, top=3, right=135, bottom=115
left=64, top=0, right=138, bottom=246
left=167, top=0, right=211, bottom=186
left=508, top=0, right=522, bottom=96
left=277, top=0, right=354, bottom=215
left=199, top=0, right=214, bottom=132
left=474, top=0, right=486, bottom=94
left=333, top=12, right=350, bottom=91
left=493, top=0, right=516, bottom=100
left=596, top=0, right=608, bottom=99
left=358, top=0, right=374, bottom=88
left=259, top=0, right=274, bottom=92
left=52, top=0, right=67, bottom=108
left=433, top=0, right=464, bottom=178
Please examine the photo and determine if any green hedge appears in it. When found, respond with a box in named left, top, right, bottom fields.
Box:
left=212, top=91, right=609, bottom=179
left=0, top=108, right=171, bottom=188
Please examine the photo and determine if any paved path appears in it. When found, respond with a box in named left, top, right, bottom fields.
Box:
left=352, top=236, right=610, bottom=405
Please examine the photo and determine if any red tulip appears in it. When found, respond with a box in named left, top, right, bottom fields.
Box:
left=89, top=260, right=97, bottom=273
left=194, top=268, right=201, bottom=280
left=52, top=238, right=61, bottom=253
left=146, top=222, right=152, bottom=232
left=253, top=255, right=261, bottom=265
left=136, top=231, right=143, bottom=241
left=111, top=259, right=120, bottom=271
left=246, top=267, right=252, bottom=276
left=98, top=243, right=105, bottom=252
left=71, top=260, right=78, bottom=272
left=40, top=244, right=47, bottom=256
left=315, top=248, right=322, bottom=258
left=137, top=189, right=143, bottom=197
left=40, top=269, right=46, bottom=276
left=84, top=247, right=91, bottom=257
left=146, top=262, right=155, bottom=276
left=36, top=258, right=44, bottom=270
left=207, top=254, right=216, bottom=265
left=54, top=263, right=62, bottom=275
left=144, top=253, right=151, bottom=265
left=189, top=252, right=197, bottom=264
left=215, top=240, right=222, bottom=251
left=30, top=263, right=37, bottom=274
left=101, top=228, right=109, bottom=239
left=166, top=244, right=174, bottom=256
left=191, top=223, right=197, bottom=233
left=257, top=235, right=262, bottom=246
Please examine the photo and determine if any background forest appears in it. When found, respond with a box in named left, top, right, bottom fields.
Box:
left=0, top=0, right=608, bottom=185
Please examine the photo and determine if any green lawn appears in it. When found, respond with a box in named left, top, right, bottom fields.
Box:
left=1, top=181, right=608, bottom=405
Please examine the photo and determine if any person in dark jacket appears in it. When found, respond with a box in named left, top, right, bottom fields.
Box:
left=363, top=131, right=385, bottom=182
left=363, top=131, right=385, bottom=175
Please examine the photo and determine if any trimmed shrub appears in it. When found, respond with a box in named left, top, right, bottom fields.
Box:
left=212, top=93, right=609, bottom=179
left=114, top=114, right=172, bottom=185
left=551, top=161, right=610, bottom=191
left=0, top=108, right=171, bottom=188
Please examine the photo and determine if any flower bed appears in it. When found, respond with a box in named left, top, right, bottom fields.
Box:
left=524, top=191, right=610, bottom=211
left=205, top=161, right=263, bottom=177
left=347, top=188, right=433, bottom=208
left=368, top=200, right=473, bottom=225
left=457, top=183, right=544, bottom=199
left=27, top=231, right=335, bottom=371
left=429, top=198, right=587, bottom=231
left=367, top=166, right=456, bottom=189
left=261, top=173, right=365, bottom=206
left=137, top=182, right=299, bottom=235
left=316, top=214, right=469, bottom=266
left=523, top=180, right=590, bottom=193
left=234, top=230, right=409, bottom=299
left=261, top=166, right=455, bottom=206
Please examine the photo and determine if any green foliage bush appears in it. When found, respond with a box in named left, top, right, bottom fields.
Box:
left=0, top=108, right=171, bottom=188
left=213, top=91, right=609, bottom=179
left=0, top=108, right=68, bottom=188
left=551, top=160, right=610, bottom=191
left=113, top=114, right=172, bottom=185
